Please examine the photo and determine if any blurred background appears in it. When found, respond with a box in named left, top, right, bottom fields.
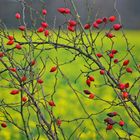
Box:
left=0, top=0, right=140, bottom=29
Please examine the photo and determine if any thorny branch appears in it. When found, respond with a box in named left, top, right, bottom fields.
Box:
left=0, top=0, right=139, bottom=140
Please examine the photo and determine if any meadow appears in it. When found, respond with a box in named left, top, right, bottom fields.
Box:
left=0, top=30, right=140, bottom=140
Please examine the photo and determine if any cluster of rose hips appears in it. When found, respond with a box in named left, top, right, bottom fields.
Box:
left=93, top=15, right=122, bottom=31
left=122, top=59, right=133, bottom=73
left=6, top=35, right=22, bottom=49
left=37, top=9, right=49, bottom=36
left=83, top=89, right=95, bottom=99
left=15, top=9, right=49, bottom=37
left=0, top=115, right=62, bottom=129
left=57, top=8, right=121, bottom=33
left=86, top=75, right=95, bottom=87
left=96, top=49, right=118, bottom=73
left=67, top=20, right=77, bottom=32
left=10, top=89, right=28, bottom=102
left=83, top=60, right=131, bottom=99
left=81, top=75, right=95, bottom=99
left=118, top=59, right=133, bottom=99
left=104, top=112, right=125, bottom=131
left=1, top=122, right=7, bottom=128
left=15, top=8, right=50, bottom=35
left=15, top=12, right=25, bottom=32
left=6, top=35, right=14, bottom=45
left=13, top=8, right=122, bottom=44
left=2, top=27, right=58, bottom=100
left=3, top=65, right=58, bottom=128
left=96, top=53, right=132, bottom=75
left=1, top=5, right=135, bottom=134
left=95, top=48, right=132, bottom=101
left=9, top=65, right=57, bottom=104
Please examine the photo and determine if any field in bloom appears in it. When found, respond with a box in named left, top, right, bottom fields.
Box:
left=0, top=30, right=139, bottom=140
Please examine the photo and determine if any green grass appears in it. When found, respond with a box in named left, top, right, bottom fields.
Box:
left=0, top=30, right=140, bottom=140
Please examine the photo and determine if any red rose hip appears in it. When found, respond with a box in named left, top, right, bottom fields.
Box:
left=15, top=13, right=21, bottom=19
left=1, top=122, right=7, bottom=128
left=50, top=66, right=57, bottom=72
left=119, top=120, right=125, bottom=126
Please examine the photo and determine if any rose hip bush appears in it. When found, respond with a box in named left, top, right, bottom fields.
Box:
left=0, top=0, right=140, bottom=140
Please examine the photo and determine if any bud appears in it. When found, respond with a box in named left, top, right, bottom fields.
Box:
left=10, top=90, right=19, bottom=95
left=109, top=16, right=116, bottom=22
left=31, top=60, right=36, bottom=66
left=19, top=25, right=26, bottom=31
left=111, top=49, right=118, bottom=54
left=109, top=53, right=114, bottom=59
left=118, top=83, right=125, bottom=90
left=22, top=96, right=28, bottom=102
left=0, top=52, right=4, bottom=57
left=84, top=24, right=91, bottom=29
left=96, top=53, right=103, bottom=58
left=67, top=25, right=75, bottom=32
left=86, top=79, right=91, bottom=87
left=8, top=35, right=14, bottom=40
left=15, top=44, right=22, bottom=49
left=50, top=66, right=57, bottom=72
left=122, top=92, right=129, bottom=99
left=21, top=76, right=27, bottom=82
left=9, top=68, right=17, bottom=72
left=41, top=22, right=48, bottom=28
left=15, top=13, right=21, bottom=19
left=107, top=112, right=117, bottom=117
left=126, top=67, right=132, bottom=73
left=56, top=119, right=62, bottom=126
left=106, top=33, right=115, bottom=38
left=44, top=30, right=49, bottom=36
left=123, top=60, right=129, bottom=66
left=100, top=70, right=105, bottom=75
left=96, top=18, right=103, bottom=24
left=88, top=75, right=94, bottom=81
left=1, top=122, right=7, bottom=128
left=119, top=120, right=125, bottom=126
left=83, top=90, right=91, bottom=95
left=89, top=93, right=95, bottom=99
left=37, top=79, right=43, bottom=84
left=113, top=24, right=122, bottom=31
left=37, top=27, right=44, bottom=33
left=114, top=59, right=118, bottom=64
left=7, top=40, right=14, bottom=45
left=106, top=124, right=113, bottom=130
left=68, top=20, right=77, bottom=26
left=42, top=9, right=47, bottom=15
left=93, top=22, right=99, bottom=29
left=48, top=100, right=55, bottom=107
